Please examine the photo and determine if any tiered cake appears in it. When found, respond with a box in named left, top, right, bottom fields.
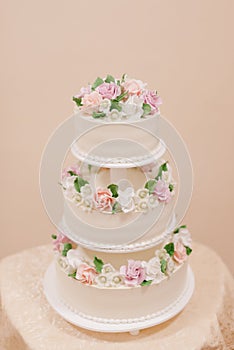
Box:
left=43, top=74, right=194, bottom=333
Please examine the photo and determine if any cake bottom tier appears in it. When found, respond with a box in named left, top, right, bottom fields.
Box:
left=54, top=261, right=191, bottom=322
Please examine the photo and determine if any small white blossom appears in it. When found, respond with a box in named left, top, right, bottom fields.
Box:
left=95, top=274, right=110, bottom=287
left=80, top=198, right=93, bottom=212
left=108, top=109, right=122, bottom=121
left=101, top=263, right=115, bottom=274
left=148, top=195, right=159, bottom=209
left=80, top=184, right=93, bottom=199
left=99, top=98, right=111, bottom=113
left=136, top=188, right=149, bottom=199
left=57, top=256, right=76, bottom=274
left=109, top=272, right=124, bottom=287
left=74, top=192, right=83, bottom=206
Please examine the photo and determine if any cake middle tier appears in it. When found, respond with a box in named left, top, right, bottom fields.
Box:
left=72, top=122, right=166, bottom=168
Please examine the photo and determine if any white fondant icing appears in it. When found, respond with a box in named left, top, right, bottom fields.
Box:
left=55, top=260, right=189, bottom=320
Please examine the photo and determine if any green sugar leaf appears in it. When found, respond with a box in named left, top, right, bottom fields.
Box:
left=92, top=77, right=104, bottom=90
left=94, top=256, right=104, bottom=273
left=121, top=73, right=127, bottom=82
left=74, top=176, right=89, bottom=193
left=62, top=243, right=72, bottom=257
left=185, top=246, right=192, bottom=255
left=105, top=74, right=115, bottom=83
left=115, top=91, right=128, bottom=102
left=72, top=96, right=82, bottom=106
left=164, top=242, right=175, bottom=257
left=145, top=179, right=157, bottom=194
left=92, top=112, right=106, bottom=119
left=169, top=184, right=174, bottom=192
left=155, top=162, right=168, bottom=180
left=112, top=201, right=122, bottom=214
left=140, top=280, right=153, bottom=286
left=107, top=184, right=119, bottom=198
left=173, top=225, right=187, bottom=234
left=142, top=103, right=151, bottom=116
left=160, top=259, right=167, bottom=274
left=67, top=170, right=77, bottom=176
left=68, top=271, right=76, bottom=278
left=51, top=234, right=57, bottom=240
left=110, top=100, right=122, bottom=112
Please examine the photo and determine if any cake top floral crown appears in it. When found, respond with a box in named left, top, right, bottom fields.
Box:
left=73, top=74, right=162, bottom=121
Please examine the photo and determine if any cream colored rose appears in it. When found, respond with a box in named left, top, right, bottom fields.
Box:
left=81, top=91, right=102, bottom=114
left=122, top=79, right=146, bottom=96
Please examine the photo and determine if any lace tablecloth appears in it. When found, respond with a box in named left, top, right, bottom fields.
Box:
left=0, top=243, right=233, bottom=350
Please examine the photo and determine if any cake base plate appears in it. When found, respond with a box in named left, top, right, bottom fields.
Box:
left=43, top=262, right=195, bottom=334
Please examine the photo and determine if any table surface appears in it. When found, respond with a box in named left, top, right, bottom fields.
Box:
left=0, top=242, right=234, bottom=350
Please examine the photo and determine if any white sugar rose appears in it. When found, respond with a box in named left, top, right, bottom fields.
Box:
left=144, top=257, right=165, bottom=282
left=165, top=258, right=175, bottom=275
left=62, top=176, right=77, bottom=202
left=121, top=95, right=144, bottom=120
left=118, top=186, right=135, bottom=213
left=66, top=249, right=84, bottom=269
left=173, top=228, right=192, bottom=248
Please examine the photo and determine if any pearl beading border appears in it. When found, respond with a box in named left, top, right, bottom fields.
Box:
left=60, top=218, right=173, bottom=253
left=59, top=268, right=191, bottom=325
left=70, top=140, right=166, bottom=168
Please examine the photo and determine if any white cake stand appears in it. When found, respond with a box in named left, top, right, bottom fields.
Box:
left=43, top=262, right=195, bottom=335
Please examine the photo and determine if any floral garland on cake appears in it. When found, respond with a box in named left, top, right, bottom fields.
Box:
left=73, top=74, right=162, bottom=121
left=52, top=225, right=192, bottom=288
left=61, top=160, right=175, bottom=214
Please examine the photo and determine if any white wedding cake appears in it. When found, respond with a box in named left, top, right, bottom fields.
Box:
left=42, top=74, right=194, bottom=334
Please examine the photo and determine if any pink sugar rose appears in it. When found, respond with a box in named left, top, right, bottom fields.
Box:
left=173, top=241, right=187, bottom=264
left=122, top=79, right=145, bottom=96
left=75, top=263, right=98, bottom=285
left=62, top=165, right=81, bottom=180
left=81, top=91, right=102, bottom=114
left=74, top=85, right=91, bottom=99
left=154, top=180, right=171, bottom=203
left=93, top=188, right=115, bottom=212
left=120, top=260, right=146, bottom=286
left=96, top=82, right=121, bottom=100
left=143, top=90, right=162, bottom=113
left=53, top=232, right=72, bottom=252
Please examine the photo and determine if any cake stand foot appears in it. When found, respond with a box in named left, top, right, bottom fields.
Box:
left=129, top=329, right=140, bottom=336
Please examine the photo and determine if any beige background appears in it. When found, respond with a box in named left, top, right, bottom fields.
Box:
left=1, top=0, right=234, bottom=273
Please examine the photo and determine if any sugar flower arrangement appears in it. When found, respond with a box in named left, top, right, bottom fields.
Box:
left=61, top=160, right=175, bottom=214
left=52, top=226, right=192, bottom=288
left=73, top=74, right=162, bottom=121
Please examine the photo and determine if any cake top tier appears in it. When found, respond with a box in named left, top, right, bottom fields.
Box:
left=73, top=74, right=162, bottom=122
